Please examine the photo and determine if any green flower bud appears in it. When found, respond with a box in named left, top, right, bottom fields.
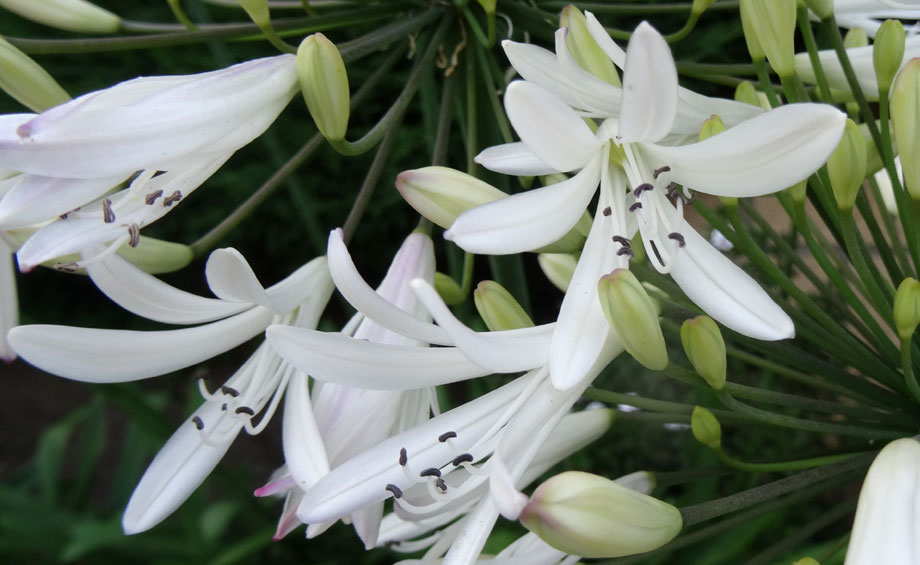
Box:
left=890, top=60, right=920, bottom=200
left=844, top=27, right=869, bottom=49
left=691, top=0, right=718, bottom=17
left=116, top=236, right=194, bottom=274
left=538, top=253, right=577, bottom=292
left=739, top=0, right=797, bottom=78
left=698, top=114, right=726, bottom=142
left=396, top=167, right=507, bottom=229
left=874, top=20, right=906, bottom=93
left=0, top=0, right=120, bottom=34
left=739, top=1, right=765, bottom=64
left=827, top=118, right=867, bottom=211
left=598, top=269, right=668, bottom=371
left=894, top=277, right=920, bottom=339
left=691, top=406, right=722, bottom=449
left=474, top=280, right=534, bottom=331
left=476, top=0, right=496, bottom=15
left=792, top=558, right=821, bottom=565
left=297, top=33, right=350, bottom=141
left=787, top=179, right=808, bottom=203
left=0, top=37, right=69, bottom=112
left=802, top=0, right=832, bottom=19
left=734, top=81, right=768, bottom=109
left=681, top=316, right=727, bottom=390
left=520, top=471, right=683, bottom=558
left=238, top=0, right=270, bottom=28
left=560, top=5, right=621, bottom=86
left=433, top=272, right=465, bottom=306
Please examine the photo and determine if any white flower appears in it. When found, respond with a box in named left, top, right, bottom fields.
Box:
left=446, top=21, right=844, bottom=390
left=0, top=55, right=298, bottom=270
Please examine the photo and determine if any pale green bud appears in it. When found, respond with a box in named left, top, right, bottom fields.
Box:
left=520, top=471, right=682, bottom=558
left=116, top=236, right=193, bottom=274
left=698, top=114, right=726, bottom=142
left=681, top=316, right=727, bottom=390
left=740, top=0, right=797, bottom=78
left=787, top=179, right=808, bottom=203
left=691, top=406, right=721, bottom=449
left=598, top=269, right=668, bottom=371
left=894, top=277, right=920, bottom=339
left=739, top=1, right=765, bottom=64
left=802, top=0, right=832, bottom=19
left=827, top=118, right=867, bottom=211
left=874, top=20, right=906, bottom=93
left=734, top=81, right=767, bottom=108
left=474, top=280, right=534, bottom=331
left=0, top=0, right=120, bottom=34
left=297, top=33, right=350, bottom=141
left=396, top=166, right=507, bottom=229
left=792, top=558, right=821, bottom=565
left=477, top=0, right=496, bottom=15
left=434, top=272, right=465, bottom=306
left=844, top=27, right=869, bottom=49
left=890, top=60, right=920, bottom=200
left=691, top=0, right=718, bottom=16
left=560, top=5, right=621, bottom=86
left=0, top=37, right=69, bottom=112
left=538, top=253, right=577, bottom=292
left=238, top=0, right=270, bottom=28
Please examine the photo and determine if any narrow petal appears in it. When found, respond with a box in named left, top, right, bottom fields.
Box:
left=282, top=372, right=332, bottom=489
left=266, top=326, right=491, bottom=390
left=489, top=456, right=528, bottom=520
left=205, top=248, right=272, bottom=308
left=504, top=81, right=600, bottom=172
left=672, top=87, right=764, bottom=134
left=445, top=153, right=602, bottom=254
left=585, top=12, right=627, bottom=68
left=501, top=41, right=592, bottom=110
left=474, top=142, right=561, bottom=176
left=8, top=306, right=274, bottom=382
left=618, top=22, right=678, bottom=143
left=640, top=103, right=846, bottom=197
left=0, top=173, right=125, bottom=228
left=265, top=255, right=333, bottom=315
left=0, top=238, right=17, bottom=362
left=669, top=223, right=794, bottom=340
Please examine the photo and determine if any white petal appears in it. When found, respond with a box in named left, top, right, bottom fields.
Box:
left=504, top=81, right=600, bottom=172
left=618, top=22, right=678, bottom=143
left=0, top=238, right=17, bottom=362
left=445, top=153, right=602, bottom=254
left=352, top=501, right=385, bottom=550
left=669, top=223, right=794, bottom=340
left=122, top=401, right=238, bottom=534
left=86, top=250, right=249, bottom=324
left=585, top=12, right=627, bottom=68
left=266, top=326, right=491, bottom=390
left=553, top=28, right=625, bottom=114
left=640, top=103, right=846, bottom=197
left=442, top=496, right=501, bottom=565
left=474, top=142, right=561, bottom=176
left=501, top=41, right=591, bottom=109
left=672, top=87, right=764, bottom=134
left=205, top=248, right=272, bottom=308
left=282, top=372, right=331, bottom=489
left=488, top=456, right=528, bottom=520
left=0, top=173, right=125, bottom=228
left=8, top=306, right=274, bottom=382
left=265, top=255, right=333, bottom=315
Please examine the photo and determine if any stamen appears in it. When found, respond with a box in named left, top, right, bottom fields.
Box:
left=192, top=416, right=205, bottom=430
left=629, top=202, right=643, bottom=212
left=435, top=478, right=448, bottom=491
left=162, top=190, right=182, bottom=207
left=602, top=206, right=612, bottom=217
left=451, top=453, right=474, bottom=466
left=145, top=190, right=163, bottom=205
left=102, top=198, right=115, bottom=223
left=649, top=240, right=665, bottom=265
left=617, top=247, right=635, bottom=258
left=54, top=262, right=79, bottom=273
left=633, top=183, right=653, bottom=197
left=612, top=235, right=631, bottom=247
left=438, top=431, right=457, bottom=443
left=235, top=406, right=255, bottom=416
left=668, top=232, right=686, bottom=248
left=399, top=447, right=408, bottom=466
left=221, top=403, right=228, bottom=411
left=127, top=224, right=140, bottom=247
left=221, top=385, right=240, bottom=397
left=653, top=166, right=671, bottom=179
left=385, top=484, right=403, bottom=498
left=419, top=468, right=442, bottom=478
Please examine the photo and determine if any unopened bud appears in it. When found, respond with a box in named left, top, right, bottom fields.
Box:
left=598, top=269, right=668, bottom=371
left=433, top=272, right=464, bottom=306
left=538, top=253, right=577, bottom=292
left=802, top=0, right=832, bottom=19
left=116, top=236, right=193, bottom=274
left=396, top=167, right=506, bottom=229
left=297, top=33, right=350, bottom=141
left=894, top=277, right=920, bottom=339
left=875, top=20, right=906, bottom=93
left=691, top=406, right=721, bottom=449
left=691, top=0, right=718, bottom=17
left=787, top=179, right=808, bottom=203
left=827, top=118, right=867, bottom=211
left=844, top=27, right=869, bottom=49
left=474, top=280, right=534, bottom=331
left=520, top=471, right=682, bottom=558
left=698, top=114, right=726, bottom=142
left=734, top=81, right=768, bottom=109
left=890, top=60, right=920, bottom=200
left=560, top=5, right=620, bottom=86
left=0, top=37, right=69, bottom=112
left=681, top=316, right=726, bottom=390
left=0, top=0, right=120, bottom=33
left=792, top=558, right=821, bottom=565
left=739, top=0, right=797, bottom=78
left=477, top=0, right=496, bottom=15
left=238, top=0, right=270, bottom=27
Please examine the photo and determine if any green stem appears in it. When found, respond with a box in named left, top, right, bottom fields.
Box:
left=901, top=337, right=920, bottom=403
left=797, top=3, right=832, bottom=102
left=431, top=69, right=457, bottom=167
left=540, top=1, right=739, bottom=14
left=584, top=388, right=750, bottom=426
left=341, top=126, right=400, bottom=245
left=840, top=210, right=895, bottom=317
left=747, top=498, right=857, bottom=565
left=855, top=188, right=905, bottom=283
left=753, top=59, right=781, bottom=107
left=167, top=0, right=198, bottom=30
left=714, top=446, right=865, bottom=473
left=664, top=12, right=700, bottom=43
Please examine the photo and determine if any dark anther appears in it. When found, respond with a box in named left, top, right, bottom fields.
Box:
left=438, top=431, right=457, bottom=443
left=234, top=406, right=255, bottom=416
left=145, top=190, right=163, bottom=205
left=385, top=484, right=403, bottom=498
left=602, top=206, right=612, bottom=217
left=59, top=212, right=69, bottom=220
left=55, top=262, right=79, bottom=273
left=192, top=416, right=205, bottom=430
left=451, top=453, right=474, bottom=466
left=152, top=170, right=167, bottom=178
left=633, top=183, right=653, bottom=197
left=685, top=191, right=697, bottom=205
left=650, top=240, right=664, bottom=265
left=612, top=235, right=631, bottom=247
left=653, top=166, right=671, bottom=179
left=629, top=202, right=643, bottom=212
left=128, top=224, right=140, bottom=247
left=420, top=467, right=442, bottom=478
left=221, top=385, right=240, bottom=397
left=102, top=199, right=115, bottom=223
left=435, top=478, right=448, bottom=491
left=617, top=247, right=635, bottom=258
left=399, top=447, right=408, bottom=466
left=668, top=232, right=686, bottom=248
left=162, top=190, right=182, bottom=207
left=221, top=403, right=228, bottom=411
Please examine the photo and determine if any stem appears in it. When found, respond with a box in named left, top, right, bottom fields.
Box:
left=714, top=446, right=866, bottom=473
left=746, top=498, right=857, bottom=565
left=340, top=126, right=400, bottom=244
left=902, top=337, right=920, bottom=403
left=431, top=70, right=456, bottom=167
left=167, top=0, right=199, bottom=30
left=753, top=59, right=781, bottom=107
left=840, top=210, right=895, bottom=318
left=664, top=12, right=700, bottom=43
left=797, top=3, right=832, bottom=102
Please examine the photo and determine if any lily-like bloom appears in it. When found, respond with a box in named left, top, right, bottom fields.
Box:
left=846, top=437, right=920, bottom=564
left=446, top=21, right=845, bottom=390
left=7, top=246, right=333, bottom=533
left=0, top=55, right=298, bottom=270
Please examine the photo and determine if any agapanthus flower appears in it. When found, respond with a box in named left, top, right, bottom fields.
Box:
left=445, top=21, right=845, bottom=390
left=7, top=246, right=332, bottom=533
left=0, top=54, right=298, bottom=270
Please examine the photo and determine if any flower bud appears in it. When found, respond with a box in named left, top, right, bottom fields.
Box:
left=894, top=277, right=920, bottom=339
left=433, top=272, right=465, bottom=306
left=691, top=0, right=718, bottom=17
left=875, top=20, right=906, bottom=94
left=691, top=406, right=721, bottom=449
left=734, top=81, right=768, bottom=109
left=116, top=236, right=193, bottom=274
left=891, top=59, right=920, bottom=200
left=681, top=316, right=727, bottom=390
left=297, top=33, right=350, bottom=141
left=0, top=37, right=69, bottom=112
left=739, top=0, right=797, bottom=78
left=787, top=179, right=808, bottom=203
left=476, top=0, right=496, bottom=15
left=598, top=269, right=668, bottom=371
left=396, top=167, right=507, bottom=229
left=792, top=558, right=820, bottom=565
left=520, top=471, right=682, bottom=558
left=739, top=1, right=765, bottom=64
left=474, top=280, right=534, bottom=331
left=238, top=0, right=270, bottom=28
left=827, top=118, right=867, bottom=211
left=538, top=253, right=577, bottom=292
left=0, top=0, right=120, bottom=34
left=560, top=5, right=620, bottom=86
left=846, top=438, right=920, bottom=564
left=802, top=0, right=832, bottom=19
left=844, top=27, right=869, bottom=50
left=698, top=114, right=726, bottom=142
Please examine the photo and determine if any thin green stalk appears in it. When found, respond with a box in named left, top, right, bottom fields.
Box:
left=866, top=174, right=911, bottom=277
left=797, top=3, right=832, bottom=102
left=901, top=337, right=920, bottom=403
left=431, top=69, right=457, bottom=167
left=341, top=126, right=400, bottom=244
left=664, top=12, right=700, bottom=43
left=584, top=388, right=751, bottom=426
left=464, top=46, right=478, bottom=174
left=855, top=189, right=905, bottom=283
left=753, top=59, right=781, bottom=107
left=167, top=0, right=198, bottom=30
left=540, top=1, right=739, bottom=14
left=473, top=37, right=513, bottom=144
left=714, top=446, right=865, bottom=473
left=747, top=498, right=857, bottom=565
left=840, top=210, right=895, bottom=316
